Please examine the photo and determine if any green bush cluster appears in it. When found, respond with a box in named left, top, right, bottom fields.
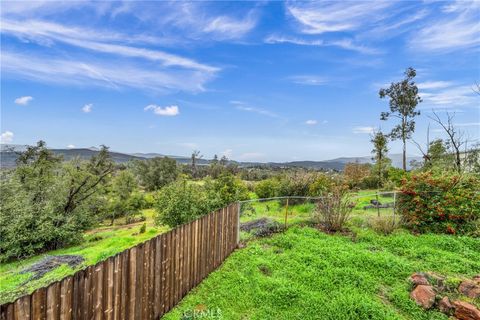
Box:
left=254, top=173, right=336, bottom=199
left=154, top=173, right=249, bottom=228
left=397, top=171, right=480, bottom=235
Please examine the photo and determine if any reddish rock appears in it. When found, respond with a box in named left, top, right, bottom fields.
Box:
left=410, top=285, right=436, bottom=309
left=473, top=275, right=480, bottom=284
left=438, top=296, right=453, bottom=315
left=452, top=301, right=480, bottom=320
left=410, top=273, right=429, bottom=286
left=459, top=280, right=480, bottom=299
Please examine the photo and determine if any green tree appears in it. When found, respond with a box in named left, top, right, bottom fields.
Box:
left=133, top=157, right=178, bottom=191
left=379, top=67, right=422, bottom=171
left=110, top=170, right=139, bottom=224
left=205, top=173, right=249, bottom=209
left=0, top=142, right=113, bottom=260
left=154, top=180, right=209, bottom=227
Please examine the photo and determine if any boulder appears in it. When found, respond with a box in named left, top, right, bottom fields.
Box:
left=410, top=273, right=429, bottom=286
left=452, top=300, right=480, bottom=320
left=472, top=275, right=480, bottom=284
left=438, top=296, right=453, bottom=315
left=459, top=280, right=480, bottom=299
left=410, top=285, right=436, bottom=309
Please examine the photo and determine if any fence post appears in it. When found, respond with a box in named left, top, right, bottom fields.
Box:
left=392, top=191, right=397, bottom=224
left=284, top=198, right=289, bottom=230
left=236, top=202, right=241, bottom=246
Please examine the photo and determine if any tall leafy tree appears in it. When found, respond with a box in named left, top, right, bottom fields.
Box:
left=132, top=157, right=178, bottom=191
left=379, top=67, right=422, bottom=171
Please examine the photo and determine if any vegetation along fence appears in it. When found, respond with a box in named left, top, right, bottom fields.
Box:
left=0, top=203, right=240, bottom=320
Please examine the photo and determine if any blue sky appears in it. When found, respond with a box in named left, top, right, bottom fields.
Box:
left=1, top=1, right=479, bottom=161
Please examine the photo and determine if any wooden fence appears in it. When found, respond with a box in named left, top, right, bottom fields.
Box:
left=1, top=203, right=240, bottom=320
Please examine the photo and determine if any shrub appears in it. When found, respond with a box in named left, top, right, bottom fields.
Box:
left=139, top=222, right=146, bottom=234
left=313, top=186, right=354, bottom=231
left=204, top=173, right=249, bottom=209
left=255, top=179, right=279, bottom=198
left=368, top=216, right=401, bottom=235
left=154, top=180, right=209, bottom=228
left=397, top=172, right=480, bottom=235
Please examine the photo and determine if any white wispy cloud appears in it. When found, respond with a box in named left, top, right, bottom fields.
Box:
left=417, top=81, right=453, bottom=90
left=1, top=19, right=219, bottom=73
left=289, top=75, right=328, bottom=86
left=82, top=103, right=93, bottom=113
left=305, top=120, right=318, bottom=125
left=419, top=82, right=478, bottom=108
left=2, top=51, right=213, bottom=93
left=144, top=104, right=180, bottom=116
left=410, top=1, right=480, bottom=52
left=286, top=1, right=395, bottom=34
left=202, top=12, right=258, bottom=40
left=14, top=96, right=33, bottom=105
left=67, top=144, right=76, bottom=149
left=0, top=131, right=14, bottom=143
left=353, top=126, right=375, bottom=134
left=231, top=101, right=280, bottom=119
left=265, top=35, right=379, bottom=54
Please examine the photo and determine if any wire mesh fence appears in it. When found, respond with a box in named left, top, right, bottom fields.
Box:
left=237, top=191, right=403, bottom=238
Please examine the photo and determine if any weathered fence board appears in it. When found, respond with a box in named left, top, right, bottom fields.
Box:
left=0, top=203, right=239, bottom=320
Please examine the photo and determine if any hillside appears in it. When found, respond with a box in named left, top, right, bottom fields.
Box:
left=0, top=144, right=420, bottom=170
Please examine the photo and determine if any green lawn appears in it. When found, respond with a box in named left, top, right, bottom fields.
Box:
left=0, top=209, right=168, bottom=304
left=164, top=226, right=480, bottom=320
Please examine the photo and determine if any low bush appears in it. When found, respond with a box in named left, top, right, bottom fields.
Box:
left=313, top=186, right=354, bottom=231
left=397, top=171, right=480, bottom=235
left=254, top=178, right=279, bottom=198
left=368, top=216, right=401, bottom=235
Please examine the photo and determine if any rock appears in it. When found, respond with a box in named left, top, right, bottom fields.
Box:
left=439, top=296, right=453, bottom=315
left=452, top=300, right=480, bottom=320
left=472, top=275, right=480, bottom=284
left=410, top=285, right=436, bottom=309
left=410, top=273, right=429, bottom=286
left=459, top=280, right=480, bottom=299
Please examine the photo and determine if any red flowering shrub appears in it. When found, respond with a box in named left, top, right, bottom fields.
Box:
left=397, top=172, right=480, bottom=235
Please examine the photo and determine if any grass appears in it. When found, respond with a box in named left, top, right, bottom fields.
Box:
left=0, top=209, right=168, bottom=304
left=164, top=226, right=480, bottom=320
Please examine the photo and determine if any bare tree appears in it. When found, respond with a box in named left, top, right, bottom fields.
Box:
left=411, top=124, right=431, bottom=167
left=429, top=111, right=466, bottom=172
left=191, top=150, right=203, bottom=178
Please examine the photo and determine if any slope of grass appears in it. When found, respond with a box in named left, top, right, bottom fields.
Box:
left=164, top=226, right=480, bottom=320
left=0, top=209, right=168, bottom=304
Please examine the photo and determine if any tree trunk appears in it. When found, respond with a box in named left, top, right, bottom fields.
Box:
left=402, top=138, right=407, bottom=171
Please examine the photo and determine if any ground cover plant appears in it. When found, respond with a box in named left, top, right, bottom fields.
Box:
left=164, top=226, right=480, bottom=320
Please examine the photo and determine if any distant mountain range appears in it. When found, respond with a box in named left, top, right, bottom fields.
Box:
left=0, top=144, right=421, bottom=170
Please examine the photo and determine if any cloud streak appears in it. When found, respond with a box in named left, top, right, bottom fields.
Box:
left=409, top=1, right=480, bottom=52
left=2, top=51, right=214, bottom=93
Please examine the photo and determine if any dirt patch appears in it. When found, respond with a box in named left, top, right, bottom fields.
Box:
left=240, top=218, right=284, bottom=237
left=20, top=255, right=85, bottom=282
